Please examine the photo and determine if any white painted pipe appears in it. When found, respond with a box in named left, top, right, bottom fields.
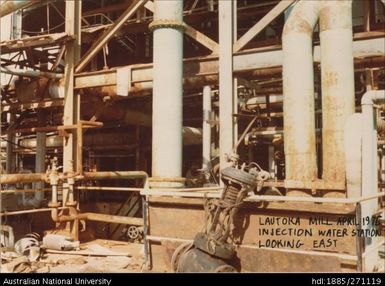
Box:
left=202, top=85, right=212, bottom=173
left=344, top=113, right=362, bottom=198
left=361, top=90, right=385, bottom=222
left=282, top=0, right=320, bottom=183
left=218, top=0, right=234, bottom=170
left=32, top=132, right=46, bottom=205
left=151, top=0, right=184, bottom=187
left=320, top=0, right=355, bottom=183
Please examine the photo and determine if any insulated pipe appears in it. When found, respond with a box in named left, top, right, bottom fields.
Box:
left=282, top=1, right=320, bottom=184
left=81, top=171, right=149, bottom=189
left=0, top=0, right=35, bottom=18
left=320, top=0, right=355, bottom=183
left=218, top=0, right=234, bottom=171
left=0, top=173, right=47, bottom=185
left=344, top=113, right=362, bottom=198
left=361, top=90, right=385, bottom=230
left=150, top=0, right=184, bottom=187
left=29, top=132, right=46, bottom=207
left=202, top=85, right=212, bottom=174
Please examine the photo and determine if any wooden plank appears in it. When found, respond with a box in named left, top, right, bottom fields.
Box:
left=147, top=196, right=356, bottom=214
left=233, top=0, right=295, bottom=52
left=148, top=202, right=357, bottom=255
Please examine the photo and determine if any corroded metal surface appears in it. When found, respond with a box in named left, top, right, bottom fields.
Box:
left=320, top=0, right=355, bottom=184
left=282, top=1, right=320, bottom=184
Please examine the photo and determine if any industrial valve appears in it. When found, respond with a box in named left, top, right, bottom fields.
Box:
left=171, top=160, right=269, bottom=272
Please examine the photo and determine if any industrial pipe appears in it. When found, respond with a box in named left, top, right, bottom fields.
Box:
left=0, top=173, right=47, bottom=185
left=344, top=113, right=362, bottom=198
left=50, top=210, right=143, bottom=226
left=282, top=0, right=320, bottom=184
left=150, top=0, right=184, bottom=188
left=361, top=90, right=385, bottom=227
left=28, top=131, right=47, bottom=208
left=0, top=67, right=63, bottom=79
left=202, top=85, right=212, bottom=176
left=81, top=171, right=149, bottom=188
left=320, top=0, right=355, bottom=184
left=0, top=0, right=35, bottom=18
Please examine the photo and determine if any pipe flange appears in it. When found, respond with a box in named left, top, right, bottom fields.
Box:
left=48, top=202, right=61, bottom=208
left=149, top=19, right=186, bottom=32
left=66, top=201, right=78, bottom=207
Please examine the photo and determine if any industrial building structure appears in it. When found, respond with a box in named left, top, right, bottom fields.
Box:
left=0, top=0, right=384, bottom=272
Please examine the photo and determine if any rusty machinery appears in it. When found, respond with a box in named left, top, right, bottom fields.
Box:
left=171, top=157, right=269, bottom=272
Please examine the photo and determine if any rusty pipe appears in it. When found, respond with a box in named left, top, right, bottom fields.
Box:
left=0, top=0, right=35, bottom=18
left=80, top=171, right=149, bottom=188
left=282, top=0, right=320, bottom=184
left=50, top=210, right=143, bottom=226
left=0, top=173, right=47, bottom=185
left=320, top=0, right=355, bottom=183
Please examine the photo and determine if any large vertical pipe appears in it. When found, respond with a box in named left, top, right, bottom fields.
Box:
left=5, top=114, right=16, bottom=174
left=202, top=85, right=212, bottom=175
left=344, top=113, right=362, bottom=198
left=33, top=132, right=46, bottom=202
left=150, top=0, right=184, bottom=187
left=361, top=90, right=384, bottom=271
left=282, top=1, right=320, bottom=185
left=320, top=0, right=355, bottom=184
left=268, top=146, right=276, bottom=179
left=219, top=0, right=234, bottom=171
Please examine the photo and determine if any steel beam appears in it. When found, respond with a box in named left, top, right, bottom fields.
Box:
left=63, top=0, right=81, bottom=213
left=75, top=0, right=147, bottom=73
left=234, top=0, right=295, bottom=52
left=74, top=37, right=385, bottom=91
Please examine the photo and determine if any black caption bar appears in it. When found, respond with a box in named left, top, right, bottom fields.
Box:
left=0, top=273, right=384, bottom=286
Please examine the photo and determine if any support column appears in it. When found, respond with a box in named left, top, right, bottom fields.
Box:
left=202, top=85, right=212, bottom=176
left=34, top=127, right=46, bottom=202
left=6, top=114, right=16, bottom=174
left=219, top=0, right=234, bottom=170
left=63, top=0, right=81, bottom=240
left=232, top=0, right=238, bottom=147
left=63, top=0, right=81, bottom=199
left=268, top=146, right=276, bottom=180
left=150, top=0, right=184, bottom=188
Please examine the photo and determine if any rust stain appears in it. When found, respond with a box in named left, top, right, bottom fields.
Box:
left=283, top=18, right=313, bottom=37
left=323, top=71, right=338, bottom=87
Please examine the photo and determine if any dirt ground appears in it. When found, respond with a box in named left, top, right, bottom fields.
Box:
left=1, top=239, right=146, bottom=273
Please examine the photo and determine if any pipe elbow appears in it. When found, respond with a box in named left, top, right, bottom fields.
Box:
left=361, top=90, right=385, bottom=106
left=282, top=1, right=320, bottom=39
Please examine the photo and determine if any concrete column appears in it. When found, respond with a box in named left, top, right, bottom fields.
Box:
left=219, top=0, right=234, bottom=170
left=151, top=0, right=184, bottom=187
